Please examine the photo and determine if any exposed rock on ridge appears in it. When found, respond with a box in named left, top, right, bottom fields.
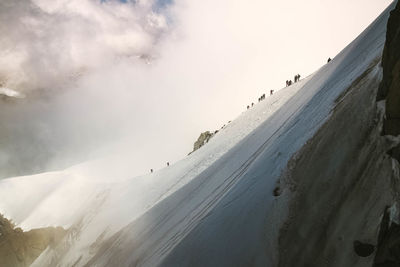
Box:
left=0, top=214, right=66, bottom=267
left=192, top=131, right=215, bottom=153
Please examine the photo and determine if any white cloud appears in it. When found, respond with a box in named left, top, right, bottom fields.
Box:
left=0, top=0, right=167, bottom=92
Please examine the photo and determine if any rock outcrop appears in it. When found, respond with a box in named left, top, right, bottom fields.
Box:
left=373, top=206, right=400, bottom=267
left=0, top=214, right=66, bottom=267
left=373, top=2, right=400, bottom=266
left=192, top=131, right=214, bottom=152
left=378, top=0, right=400, bottom=161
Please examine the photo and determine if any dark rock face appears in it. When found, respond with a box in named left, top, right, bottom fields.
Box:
left=273, top=186, right=282, bottom=197
left=373, top=207, right=400, bottom=267
left=378, top=1, right=400, bottom=137
left=278, top=3, right=400, bottom=266
left=383, top=0, right=400, bottom=163
left=372, top=3, right=400, bottom=265
left=276, top=3, right=400, bottom=264
left=377, top=0, right=400, bottom=100
left=0, top=214, right=66, bottom=267
left=353, top=241, right=375, bottom=257
left=277, top=60, right=396, bottom=267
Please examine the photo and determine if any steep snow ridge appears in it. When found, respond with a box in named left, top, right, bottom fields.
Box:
left=116, top=4, right=391, bottom=266
left=0, top=2, right=394, bottom=266
left=0, top=77, right=306, bottom=229
left=147, top=5, right=391, bottom=265
left=0, top=70, right=308, bottom=265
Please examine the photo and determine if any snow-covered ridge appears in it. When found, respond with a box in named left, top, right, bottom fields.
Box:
left=0, top=2, right=396, bottom=266
left=0, top=69, right=309, bottom=266
left=0, top=73, right=309, bottom=231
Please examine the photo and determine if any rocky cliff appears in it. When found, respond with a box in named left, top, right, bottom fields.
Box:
left=278, top=2, right=400, bottom=267
left=192, top=131, right=215, bottom=153
left=379, top=0, right=400, bottom=162
left=374, top=1, right=400, bottom=266
left=0, top=214, right=66, bottom=267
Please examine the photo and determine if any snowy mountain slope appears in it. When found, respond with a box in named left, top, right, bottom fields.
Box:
left=94, top=3, right=393, bottom=267
left=0, top=2, right=396, bottom=267
left=0, top=74, right=310, bottom=266
left=0, top=77, right=307, bottom=228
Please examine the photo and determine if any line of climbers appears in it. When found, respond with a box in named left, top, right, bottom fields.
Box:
left=152, top=58, right=332, bottom=174
left=247, top=71, right=301, bottom=109
left=156, top=66, right=301, bottom=173
left=246, top=55, right=336, bottom=122
left=155, top=70, right=305, bottom=173
left=150, top=161, right=169, bottom=173
left=151, top=58, right=333, bottom=174
left=286, top=74, right=301, bottom=87
left=248, top=73, right=302, bottom=111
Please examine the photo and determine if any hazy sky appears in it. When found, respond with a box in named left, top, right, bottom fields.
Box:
left=0, top=0, right=394, bottom=177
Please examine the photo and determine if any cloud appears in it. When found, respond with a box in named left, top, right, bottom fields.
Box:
left=0, top=0, right=172, bottom=178
left=0, top=0, right=167, bottom=92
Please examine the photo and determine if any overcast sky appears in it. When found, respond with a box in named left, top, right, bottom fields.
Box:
left=0, top=0, right=394, bottom=177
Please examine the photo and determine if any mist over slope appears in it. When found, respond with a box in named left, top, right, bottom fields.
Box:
left=0, top=1, right=398, bottom=267
left=0, top=0, right=170, bottom=178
